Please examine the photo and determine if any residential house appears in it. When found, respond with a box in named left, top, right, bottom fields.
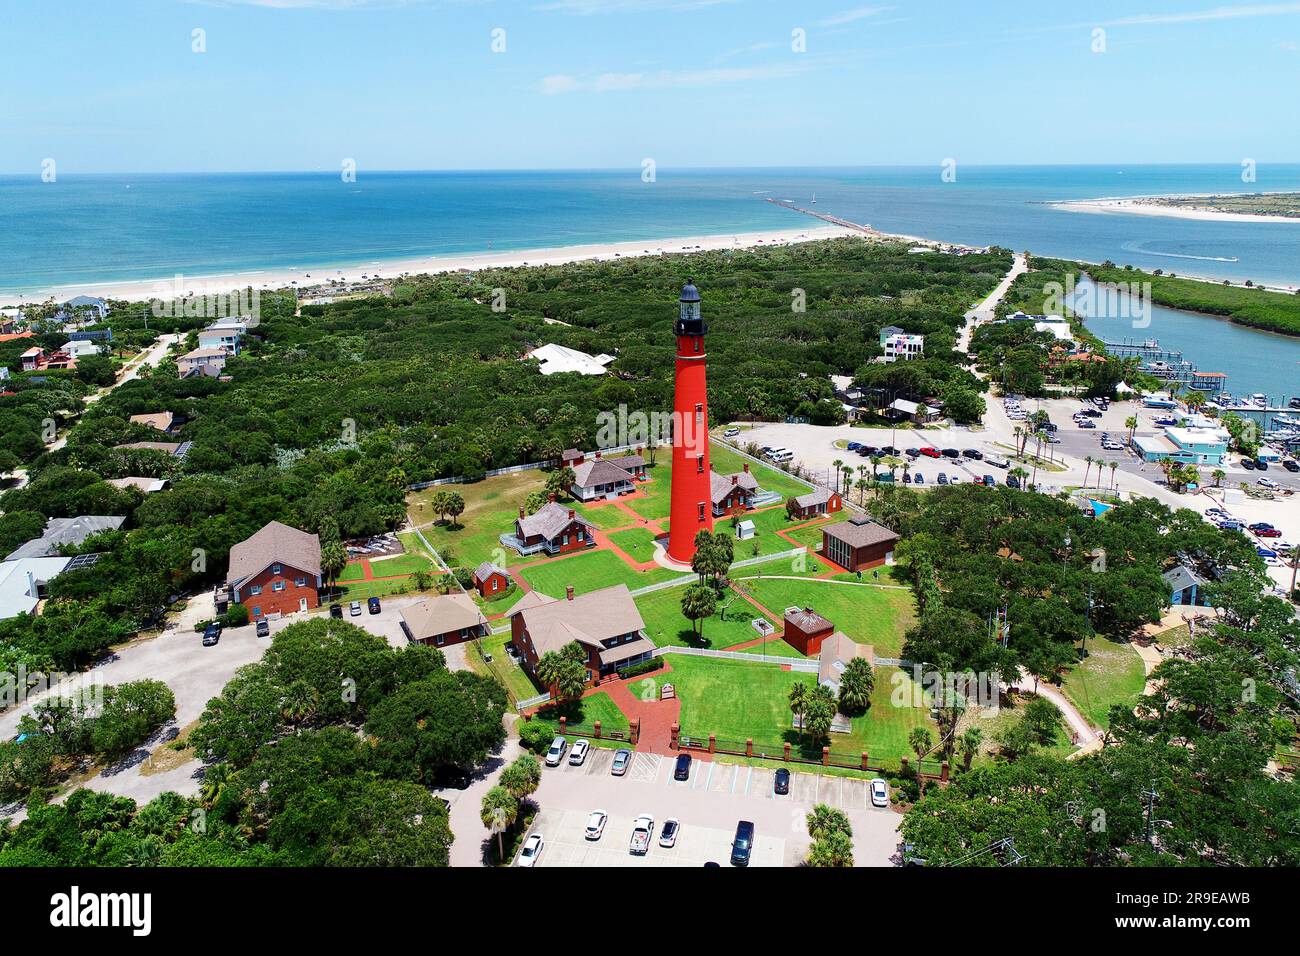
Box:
left=225, top=520, right=322, bottom=618
left=570, top=455, right=637, bottom=501
left=177, top=347, right=227, bottom=378
left=63, top=339, right=103, bottom=360
left=885, top=398, right=943, bottom=424
left=107, top=477, right=170, bottom=494
left=129, top=411, right=176, bottom=433
left=503, top=500, right=596, bottom=556
left=0, top=556, right=76, bottom=620
left=882, top=332, right=925, bottom=363
left=5, top=515, right=127, bottom=561
left=472, top=561, right=511, bottom=599
left=822, top=516, right=900, bottom=573
left=60, top=295, right=109, bottom=321
left=198, top=319, right=247, bottom=355
left=561, top=448, right=586, bottom=468
left=818, top=631, right=874, bottom=696
left=710, top=465, right=759, bottom=516
left=523, top=343, right=616, bottom=376
left=782, top=606, right=836, bottom=656
left=1132, top=425, right=1229, bottom=466
left=400, top=593, right=490, bottom=647
left=789, top=487, right=842, bottom=520
left=115, top=441, right=192, bottom=461
left=510, top=584, right=654, bottom=686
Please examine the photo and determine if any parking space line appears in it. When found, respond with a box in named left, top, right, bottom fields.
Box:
left=699, top=760, right=714, bottom=791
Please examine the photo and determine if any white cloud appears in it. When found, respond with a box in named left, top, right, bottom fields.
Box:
left=535, top=0, right=737, bottom=13
left=539, top=62, right=806, bottom=94
left=1109, top=2, right=1300, bottom=26
left=817, top=5, right=896, bottom=27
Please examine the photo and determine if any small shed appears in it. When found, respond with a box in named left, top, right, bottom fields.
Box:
left=735, top=519, right=756, bottom=540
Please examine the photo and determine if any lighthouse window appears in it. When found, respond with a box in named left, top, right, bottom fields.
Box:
left=693, top=339, right=700, bottom=353
left=694, top=403, right=703, bottom=423
left=697, top=502, right=706, bottom=522
left=696, top=455, right=704, bottom=474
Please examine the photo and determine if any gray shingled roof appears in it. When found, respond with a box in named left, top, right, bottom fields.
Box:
left=512, top=584, right=647, bottom=658
left=709, top=470, right=758, bottom=504
left=473, top=561, right=508, bottom=583
left=823, top=516, right=899, bottom=549
left=1162, top=564, right=1204, bottom=594
left=518, top=501, right=595, bottom=542
left=401, top=593, right=488, bottom=640
left=227, top=521, right=321, bottom=587
left=5, top=515, right=126, bottom=561
left=572, top=458, right=635, bottom=489
left=794, top=487, right=834, bottom=509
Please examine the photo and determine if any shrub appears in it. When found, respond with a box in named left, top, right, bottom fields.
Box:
left=222, top=603, right=250, bottom=628
left=618, top=658, right=663, bottom=679
left=518, top=720, right=555, bottom=754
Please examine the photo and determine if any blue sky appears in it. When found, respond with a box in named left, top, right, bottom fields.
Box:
left=2, top=0, right=1298, bottom=173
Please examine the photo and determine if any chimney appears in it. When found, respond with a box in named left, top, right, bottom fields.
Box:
left=548, top=492, right=556, bottom=502
left=743, top=463, right=749, bottom=473
left=566, top=586, right=575, bottom=601
left=636, top=446, right=643, bottom=456
left=568, top=509, right=575, bottom=520
left=518, top=506, right=525, bottom=520
left=732, top=475, right=738, bottom=486
left=594, top=450, right=602, bottom=460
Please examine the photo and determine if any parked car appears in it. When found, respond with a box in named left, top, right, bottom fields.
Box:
left=983, top=475, right=996, bottom=487
left=584, top=810, right=608, bottom=841
left=202, top=622, right=222, bottom=647
left=629, top=814, right=655, bottom=855
left=674, top=753, right=692, bottom=781
left=544, top=736, right=568, bottom=767
left=367, top=596, right=381, bottom=614
left=349, top=600, right=362, bottom=617
left=774, top=768, right=790, bottom=795
left=905, top=448, right=920, bottom=459
left=913, top=473, right=924, bottom=485
left=1007, top=476, right=1021, bottom=490
left=937, top=473, right=948, bottom=485
left=949, top=474, right=963, bottom=484
left=1284, top=459, right=1300, bottom=473
left=569, top=739, right=590, bottom=766
left=1255, top=526, right=1283, bottom=537
left=659, top=818, right=680, bottom=849
left=329, top=603, right=343, bottom=619
left=986, top=456, right=1009, bottom=469
left=518, top=833, right=544, bottom=867
left=881, top=446, right=899, bottom=456
left=731, top=821, right=755, bottom=866
left=941, top=448, right=960, bottom=459
left=723, top=427, right=740, bottom=438
left=1255, top=459, right=1270, bottom=471
left=1242, top=459, right=1257, bottom=470
left=847, top=442, right=862, bottom=452
left=611, top=749, right=632, bottom=776
left=1079, top=421, right=1097, bottom=429
left=255, top=619, right=270, bottom=638
left=919, top=447, right=941, bottom=458
left=962, top=449, right=983, bottom=460
left=1249, top=522, right=1275, bottom=531
left=870, top=778, right=889, bottom=808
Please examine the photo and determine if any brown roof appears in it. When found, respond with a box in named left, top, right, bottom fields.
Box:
left=180, top=347, right=226, bottom=360
left=400, top=593, right=488, bottom=640
left=598, top=636, right=657, bottom=667
left=709, top=470, right=758, bottom=504
left=513, top=583, right=647, bottom=657
left=785, top=606, right=834, bottom=635
left=794, top=487, right=834, bottom=509
left=614, top=454, right=645, bottom=469
left=572, top=458, right=635, bottom=489
left=227, top=520, right=322, bottom=587
left=561, top=448, right=584, bottom=462
left=517, top=501, right=595, bottom=542
left=818, top=631, right=873, bottom=687
left=510, top=590, right=559, bottom=614
left=115, top=441, right=181, bottom=454
left=823, top=516, right=899, bottom=549
left=130, top=412, right=175, bottom=432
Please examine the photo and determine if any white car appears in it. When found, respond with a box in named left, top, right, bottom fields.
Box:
left=1257, top=477, right=1279, bottom=489
left=518, top=832, right=544, bottom=867
left=659, top=818, right=680, bottom=848
left=629, top=814, right=655, bottom=855
left=568, top=739, right=590, bottom=766
left=723, top=427, right=740, bottom=438
left=544, top=736, right=567, bottom=767
left=584, top=810, right=608, bottom=841
left=349, top=601, right=362, bottom=616
left=870, top=778, right=889, bottom=808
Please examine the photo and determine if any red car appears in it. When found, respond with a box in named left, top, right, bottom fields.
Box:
left=1255, top=527, right=1283, bottom=538
left=918, top=447, right=941, bottom=458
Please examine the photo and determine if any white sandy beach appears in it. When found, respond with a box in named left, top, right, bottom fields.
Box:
left=4, top=225, right=875, bottom=306
left=1052, top=195, right=1300, bottom=224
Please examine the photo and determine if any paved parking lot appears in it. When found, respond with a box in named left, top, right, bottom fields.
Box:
left=521, top=749, right=900, bottom=867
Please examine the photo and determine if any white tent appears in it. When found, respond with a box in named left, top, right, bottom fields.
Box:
left=1115, top=381, right=1135, bottom=395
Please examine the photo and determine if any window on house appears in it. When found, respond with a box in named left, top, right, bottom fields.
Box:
left=577, top=530, right=584, bottom=542
left=295, top=576, right=305, bottom=587
left=562, top=534, right=569, bottom=545
left=250, top=584, right=262, bottom=596
left=436, top=634, right=445, bottom=646
left=271, top=563, right=282, bottom=575
left=491, top=579, right=499, bottom=592
left=697, top=502, right=706, bottom=522
left=272, top=581, right=285, bottom=592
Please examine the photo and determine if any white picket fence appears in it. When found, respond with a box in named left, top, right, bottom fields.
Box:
left=654, top=645, right=819, bottom=672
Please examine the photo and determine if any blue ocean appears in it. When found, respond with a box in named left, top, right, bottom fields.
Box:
left=2, top=164, right=1299, bottom=395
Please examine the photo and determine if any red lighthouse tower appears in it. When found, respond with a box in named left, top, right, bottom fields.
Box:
left=667, top=280, right=712, bottom=565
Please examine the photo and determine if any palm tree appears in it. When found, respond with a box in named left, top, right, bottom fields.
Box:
left=806, top=804, right=853, bottom=842
left=1212, top=468, right=1226, bottom=488
left=855, top=477, right=869, bottom=505
left=481, top=786, right=519, bottom=862
left=1108, top=460, right=1118, bottom=491
left=789, top=683, right=810, bottom=742
left=1125, top=415, right=1138, bottom=444
left=1012, top=425, right=1024, bottom=457
left=1184, top=390, right=1207, bottom=414
left=831, top=458, right=844, bottom=493
left=842, top=466, right=853, bottom=494
left=200, top=762, right=232, bottom=808
left=869, top=455, right=882, bottom=486
left=1009, top=466, right=1029, bottom=490
left=1082, top=455, right=1093, bottom=489
left=959, top=727, right=982, bottom=772
left=908, top=727, right=934, bottom=795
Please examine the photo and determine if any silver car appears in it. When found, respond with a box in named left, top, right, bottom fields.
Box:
left=544, top=736, right=567, bottom=767
left=611, top=748, right=632, bottom=776
left=870, top=778, right=890, bottom=808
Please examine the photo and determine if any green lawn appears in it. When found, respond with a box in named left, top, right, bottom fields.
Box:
left=635, top=584, right=771, bottom=651
left=530, top=691, right=631, bottom=739
left=709, top=443, right=810, bottom=500
left=368, top=552, right=437, bottom=577
left=608, top=527, right=662, bottom=564
left=468, top=629, right=539, bottom=705
left=337, top=561, right=367, bottom=583
left=475, top=584, right=526, bottom=617
left=623, top=463, right=673, bottom=521
left=740, top=577, right=918, bottom=658
left=649, top=656, right=935, bottom=764
left=334, top=575, right=428, bottom=602
left=962, top=699, right=1078, bottom=764
left=1059, top=636, right=1146, bottom=729
left=519, top=547, right=682, bottom=598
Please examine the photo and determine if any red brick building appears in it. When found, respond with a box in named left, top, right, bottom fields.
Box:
left=789, top=487, right=843, bottom=520
left=710, top=465, right=759, bottom=516
left=782, top=606, right=836, bottom=656
left=472, top=561, right=511, bottom=599
left=226, top=520, right=322, bottom=619
left=510, top=584, right=654, bottom=687
left=509, top=500, right=596, bottom=557
left=821, top=516, right=900, bottom=573
left=400, top=593, right=489, bottom=647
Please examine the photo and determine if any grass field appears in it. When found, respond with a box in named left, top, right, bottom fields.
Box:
left=635, top=584, right=770, bottom=650
left=519, top=548, right=683, bottom=598
left=529, top=691, right=631, bottom=741
left=739, top=577, right=918, bottom=658
left=607, top=527, right=662, bottom=563
left=475, top=585, right=526, bottom=616
left=649, top=656, right=935, bottom=763
left=367, top=552, right=437, bottom=577
left=1059, top=636, right=1146, bottom=729
left=467, top=628, right=539, bottom=704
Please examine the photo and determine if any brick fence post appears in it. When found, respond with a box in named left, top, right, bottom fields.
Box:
left=708, top=734, right=716, bottom=754
left=783, top=741, right=791, bottom=762
left=746, top=739, right=753, bottom=757
left=861, top=751, right=869, bottom=771
left=594, top=720, right=602, bottom=739
left=821, top=746, right=830, bottom=767
left=940, top=760, right=949, bottom=782
left=629, top=718, right=639, bottom=745
left=559, top=716, right=567, bottom=736
left=900, top=756, right=909, bottom=775
left=670, top=722, right=680, bottom=750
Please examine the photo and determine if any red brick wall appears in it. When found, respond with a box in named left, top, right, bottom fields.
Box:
left=512, top=618, right=603, bottom=687
left=475, top=571, right=511, bottom=598
left=415, top=624, right=487, bottom=648
left=236, top=563, right=319, bottom=617
left=782, top=619, right=835, bottom=656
